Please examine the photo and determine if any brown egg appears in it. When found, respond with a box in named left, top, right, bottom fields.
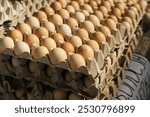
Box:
left=116, top=2, right=126, bottom=13
left=51, top=33, right=64, bottom=45
left=94, top=0, right=101, bottom=4
left=86, top=40, right=99, bottom=52
left=139, top=0, right=147, bottom=9
left=68, top=36, right=82, bottom=48
left=32, top=46, right=49, bottom=59
left=77, top=44, right=94, bottom=60
left=51, top=2, right=62, bottom=11
left=76, top=28, right=89, bottom=41
left=106, top=0, right=114, bottom=6
left=81, top=20, right=95, bottom=33
left=53, top=89, right=67, bottom=100
left=81, top=10, right=90, bottom=17
left=70, top=1, right=80, bottom=11
left=88, top=15, right=100, bottom=27
left=82, top=4, right=93, bottom=13
left=72, top=11, right=85, bottom=23
left=99, top=6, right=108, bottom=16
left=57, top=24, right=72, bottom=36
left=9, top=29, right=23, bottom=41
left=89, top=0, right=98, bottom=9
left=99, top=26, right=111, bottom=37
left=66, top=5, right=75, bottom=13
left=42, top=6, right=54, bottom=16
left=102, top=1, right=111, bottom=11
left=24, top=34, right=40, bottom=47
left=58, top=0, right=67, bottom=8
left=112, top=7, right=122, bottom=17
left=123, top=16, right=133, bottom=25
left=0, top=37, right=14, bottom=52
left=103, top=18, right=117, bottom=31
left=65, top=18, right=79, bottom=29
left=14, top=41, right=30, bottom=55
left=34, top=10, right=47, bottom=22
left=68, top=53, right=86, bottom=69
left=41, top=20, right=56, bottom=33
left=122, top=21, right=131, bottom=32
left=34, top=27, right=49, bottom=39
left=61, top=42, right=75, bottom=53
left=58, top=9, right=70, bottom=19
left=109, top=15, right=118, bottom=22
left=129, top=6, right=138, bottom=16
left=49, top=47, right=67, bottom=64
left=92, top=31, right=106, bottom=45
left=25, top=16, right=40, bottom=28
left=41, top=37, right=56, bottom=50
left=94, top=10, right=104, bottom=20
left=76, top=0, right=85, bottom=6
left=17, top=22, right=32, bottom=35
left=125, top=9, right=136, bottom=19
left=50, top=14, right=63, bottom=26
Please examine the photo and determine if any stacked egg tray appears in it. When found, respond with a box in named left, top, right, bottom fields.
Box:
left=0, top=0, right=147, bottom=99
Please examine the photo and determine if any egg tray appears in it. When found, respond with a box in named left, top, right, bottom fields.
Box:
left=0, top=0, right=147, bottom=99
left=0, top=25, right=143, bottom=100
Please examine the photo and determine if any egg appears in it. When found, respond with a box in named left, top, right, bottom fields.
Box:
left=51, top=2, right=62, bottom=11
left=66, top=5, right=75, bottom=13
left=42, top=6, right=54, bottom=16
left=88, top=15, right=100, bottom=27
left=86, top=40, right=99, bottom=52
left=32, top=46, right=49, bottom=59
left=68, top=53, right=86, bottom=69
left=41, top=20, right=56, bottom=33
left=72, top=11, right=85, bottom=23
left=53, top=89, right=67, bottom=100
left=24, top=34, right=40, bottom=47
left=76, top=28, right=89, bottom=41
left=70, top=1, right=80, bottom=11
left=81, top=20, right=95, bottom=33
left=41, top=37, right=57, bottom=50
left=49, top=14, right=63, bottom=26
left=92, top=31, right=106, bottom=45
left=17, top=22, right=32, bottom=35
left=82, top=4, right=93, bottom=13
left=77, top=44, right=94, bottom=60
left=122, top=21, right=131, bottom=32
left=112, top=7, right=122, bottom=17
left=139, top=0, right=147, bottom=9
left=34, top=10, right=47, bottom=22
left=61, top=42, right=75, bottom=53
left=99, top=6, right=108, bottom=16
left=9, top=29, right=23, bottom=41
left=123, top=16, right=133, bottom=25
left=81, top=10, right=90, bottom=17
left=65, top=18, right=79, bottom=29
left=25, top=16, right=40, bottom=28
left=89, top=0, right=98, bottom=9
left=49, top=47, right=67, bottom=64
left=68, top=93, right=83, bottom=100
left=14, top=41, right=30, bottom=55
left=106, top=0, right=114, bottom=6
left=0, top=37, right=14, bottom=52
left=94, top=0, right=101, bottom=4
left=102, top=1, right=111, bottom=11
left=76, top=0, right=84, bottom=6
left=57, top=9, right=70, bottom=19
left=68, top=36, right=82, bottom=48
left=94, top=10, right=104, bottom=20
left=58, top=0, right=67, bottom=8
left=57, top=24, right=72, bottom=36
left=99, top=26, right=111, bottom=37
left=116, top=2, right=126, bottom=13
left=125, top=9, right=136, bottom=19
left=109, top=15, right=118, bottom=22
left=103, top=18, right=117, bottom=31
left=34, top=27, right=49, bottom=39
left=51, top=33, right=64, bottom=45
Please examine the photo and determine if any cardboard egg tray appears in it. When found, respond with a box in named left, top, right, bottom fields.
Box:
left=0, top=0, right=147, bottom=99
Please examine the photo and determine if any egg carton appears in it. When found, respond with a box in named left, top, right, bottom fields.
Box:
left=0, top=0, right=147, bottom=99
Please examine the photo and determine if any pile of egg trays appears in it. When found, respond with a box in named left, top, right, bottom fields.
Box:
left=0, top=0, right=147, bottom=99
